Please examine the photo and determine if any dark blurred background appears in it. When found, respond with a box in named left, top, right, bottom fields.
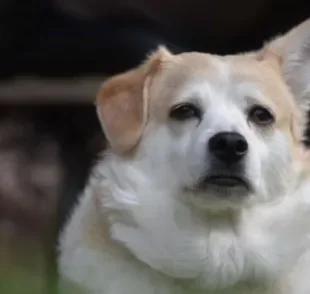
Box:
left=0, top=1, right=309, bottom=293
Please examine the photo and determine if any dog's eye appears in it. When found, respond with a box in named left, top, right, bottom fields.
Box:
left=248, top=105, right=274, bottom=125
left=169, top=103, right=201, bottom=121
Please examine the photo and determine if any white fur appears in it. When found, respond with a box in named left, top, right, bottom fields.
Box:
left=59, top=152, right=310, bottom=294
left=59, top=19, right=310, bottom=294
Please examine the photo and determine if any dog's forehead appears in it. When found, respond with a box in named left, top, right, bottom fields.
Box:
left=150, top=52, right=295, bottom=117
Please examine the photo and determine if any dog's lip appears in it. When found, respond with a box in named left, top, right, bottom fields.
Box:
left=202, top=175, right=250, bottom=188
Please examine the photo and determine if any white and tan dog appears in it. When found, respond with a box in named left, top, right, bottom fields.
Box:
left=59, top=19, right=310, bottom=294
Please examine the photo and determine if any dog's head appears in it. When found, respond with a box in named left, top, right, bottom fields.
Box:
left=96, top=20, right=310, bottom=211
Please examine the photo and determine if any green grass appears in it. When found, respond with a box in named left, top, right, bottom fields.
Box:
left=0, top=233, right=58, bottom=294
left=0, top=269, right=48, bottom=294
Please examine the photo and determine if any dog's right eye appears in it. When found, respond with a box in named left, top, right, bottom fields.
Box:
left=169, top=103, right=201, bottom=121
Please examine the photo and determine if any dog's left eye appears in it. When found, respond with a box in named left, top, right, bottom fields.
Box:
left=248, top=105, right=275, bottom=125
left=169, top=103, right=201, bottom=121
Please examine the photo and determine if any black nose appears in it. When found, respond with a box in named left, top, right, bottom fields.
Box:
left=208, top=132, right=248, bottom=164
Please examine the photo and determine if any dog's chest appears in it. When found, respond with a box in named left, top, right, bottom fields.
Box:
left=109, top=201, right=277, bottom=292
left=181, top=286, right=271, bottom=294
left=117, top=224, right=276, bottom=294
left=174, top=269, right=274, bottom=294
left=164, top=280, right=274, bottom=294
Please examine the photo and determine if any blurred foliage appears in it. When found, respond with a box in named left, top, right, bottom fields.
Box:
left=0, top=233, right=57, bottom=294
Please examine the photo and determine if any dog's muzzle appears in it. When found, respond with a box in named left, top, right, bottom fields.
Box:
left=195, top=131, right=251, bottom=194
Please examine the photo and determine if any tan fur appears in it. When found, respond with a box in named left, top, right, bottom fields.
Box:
left=95, top=47, right=172, bottom=154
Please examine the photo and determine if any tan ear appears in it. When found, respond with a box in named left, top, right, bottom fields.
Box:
left=259, top=18, right=310, bottom=111
left=95, top=46, right=172, bottom=154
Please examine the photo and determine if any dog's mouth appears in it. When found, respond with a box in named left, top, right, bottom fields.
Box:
left=198, top=174, right=251, bottom=190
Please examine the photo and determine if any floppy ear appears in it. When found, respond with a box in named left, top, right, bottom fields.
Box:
left=259, top=19, right=310, bottom=111
left=95, top=46, right=172, bottom=155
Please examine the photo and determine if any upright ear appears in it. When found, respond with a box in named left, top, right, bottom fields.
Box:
left=95, top=46, right=172, bottom=155
left=259, top=19, right=310, bottom=111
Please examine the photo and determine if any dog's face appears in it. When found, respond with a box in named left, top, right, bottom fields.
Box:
left=140, top=54, right=301, bottom=210
left=96, top=20, right=310, bottom=212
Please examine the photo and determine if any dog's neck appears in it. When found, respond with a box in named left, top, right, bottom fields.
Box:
left=193, top=207, right=243, bottom=234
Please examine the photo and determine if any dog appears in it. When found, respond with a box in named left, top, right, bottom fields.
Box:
left=58, top=19, right=310, bottom=294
